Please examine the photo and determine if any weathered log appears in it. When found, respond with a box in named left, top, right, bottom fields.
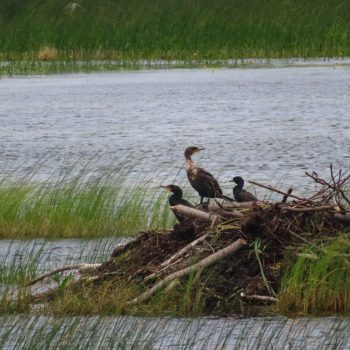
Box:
left=128, top=238, right=247, bottom=305
left=25, top=263, right=102, bottom=287
left=171, top=205, right=220, bottom=223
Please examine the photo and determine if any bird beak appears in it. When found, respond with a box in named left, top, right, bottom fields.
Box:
left=198, top=147, right=205, bottom=152
left=160, top=185, right=171, bottom=192
left=228, top=179, right=234, bottom=182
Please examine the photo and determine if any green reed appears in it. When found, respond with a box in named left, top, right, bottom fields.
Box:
left=0, top=165, right=174, bottom=239
left=278, top=233, right=350, bottom=315
left=0, top=314, right=349, bottom=349
left=0, top=0, right=349, bottom=67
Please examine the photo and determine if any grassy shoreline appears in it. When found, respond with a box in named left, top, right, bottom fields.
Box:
left=1, top=0, right=350, bottom=75
left=1, top=56, right=350, bottom=76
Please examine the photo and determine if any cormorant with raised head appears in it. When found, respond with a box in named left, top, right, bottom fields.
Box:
left=184, top=146, right=233, bottom=204
left=161, top=184, right=193, bottom=222
left=230, top=176, right=257, bottom=202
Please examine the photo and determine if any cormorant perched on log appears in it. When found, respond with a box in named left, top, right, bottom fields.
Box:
left=230, top=176, right=257, bottom=202
left=184, top=146, right=233, bottom=204
left=161, top=184, right=193, bottom=222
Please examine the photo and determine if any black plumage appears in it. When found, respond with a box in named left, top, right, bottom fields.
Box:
left=230, top=176, right=258, bottom=202
left=161, top=184, right=193, bottom=222
left=184, top=146, right=233, bottom=204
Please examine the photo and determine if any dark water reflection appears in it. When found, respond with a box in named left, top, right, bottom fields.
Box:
left=1, top=66, right=350, bottom=196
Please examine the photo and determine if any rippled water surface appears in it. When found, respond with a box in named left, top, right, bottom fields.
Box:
left=1, top=65, right=350, bottom=193
left=0, top=315, right=349, bottom=349
left=1, top=65, right=350, bottom=348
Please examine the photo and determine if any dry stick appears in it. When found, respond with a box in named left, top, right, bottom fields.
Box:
left=25, top=263, right=102, bottom=287
left=208, top=201, right=265, bottom=210
left=248, top=181, right=315, bottom=204
left=152, top=234, right=222, bottom=280
left=282, top=188, right=293, bottom=203
left=128, top=238, right=247, bottom=305
left=160, top=233, right=211, bottom=268
left=283, top=205, right=335, bottom=213
left=305, top=172, right=350, bottom=206
left=240, top=292, right=279, bottom=303
left=171, top=205, right=220, bottom=223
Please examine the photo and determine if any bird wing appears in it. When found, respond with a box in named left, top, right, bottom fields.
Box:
left=197, top=167, right=223, bottom=195
left=242, top=190, right=257, bottom=201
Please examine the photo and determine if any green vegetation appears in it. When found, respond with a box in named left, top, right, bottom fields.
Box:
left=0, top=0, right=349, bottom=74
left=278, top=234, right=350, bottom=316
left=0, top=165, right=174, bottom=239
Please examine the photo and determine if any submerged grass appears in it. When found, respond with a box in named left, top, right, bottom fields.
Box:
left=278, top=233, right=350, bottom=316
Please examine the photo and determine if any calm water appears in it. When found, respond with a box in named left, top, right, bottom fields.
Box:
left=1, top=65, right=350, bottom=348
left=1, top=66, right=350, bottom=195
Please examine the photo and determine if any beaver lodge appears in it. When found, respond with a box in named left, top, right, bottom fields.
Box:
left=26, top=167, right=350, bottom=316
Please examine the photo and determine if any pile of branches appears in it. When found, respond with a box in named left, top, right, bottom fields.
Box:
left=26, top=167, right=350, bottom=312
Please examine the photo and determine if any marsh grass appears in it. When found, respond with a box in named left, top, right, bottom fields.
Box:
left=0, top=164, right=174, bottom=239
left=0, top=314, right=349, bottom=349
left=0, top=0, right=350, bottom=76
left=278, top=233, right=350, bottom=315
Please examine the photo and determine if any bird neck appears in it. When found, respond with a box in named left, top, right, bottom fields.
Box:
left=234, top=183, right=243, bottom=191
left=186, top=157, right=194, bottom=170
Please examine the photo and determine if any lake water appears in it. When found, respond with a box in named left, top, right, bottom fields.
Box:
left=0, top=315, right=349, bottom=349
left=1, top=63, right=350, bottom=348
left=1, top=64, right=350, bottom=196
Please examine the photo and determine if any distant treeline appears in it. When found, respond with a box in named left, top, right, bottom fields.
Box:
left=1, top=0, right=350, bottom=60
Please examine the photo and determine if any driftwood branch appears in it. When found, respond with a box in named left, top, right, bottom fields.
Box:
left=25, top=263, right=102, bottom=287
left=171, top=205, right=220, bottom=223
left=129, top=238, right=247, bottom=305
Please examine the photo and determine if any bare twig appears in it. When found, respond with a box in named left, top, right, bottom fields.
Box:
left=248, top=181, right=315, bottom=204
left=282, top=188, right=293, bottom=203
left=25, top=263, right=102, bottom=287
left=240, top=292, right=279, bottom=303
left=160, top=233, right=211, bottom=268
left=282, top=205, right=334, bottom=213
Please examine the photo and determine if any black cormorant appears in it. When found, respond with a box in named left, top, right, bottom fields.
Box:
left=161, top=184, right=193, bottom=222
left=184, top=146, right=233, bottom=204
left=230, top=176, right=257, bottom=202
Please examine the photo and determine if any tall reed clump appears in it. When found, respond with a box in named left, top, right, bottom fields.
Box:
left=278, top=234, right=350, bottom=315
left=0, top=165, right=174, bottom=239
left=0, top=0, right=349, bottom=63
